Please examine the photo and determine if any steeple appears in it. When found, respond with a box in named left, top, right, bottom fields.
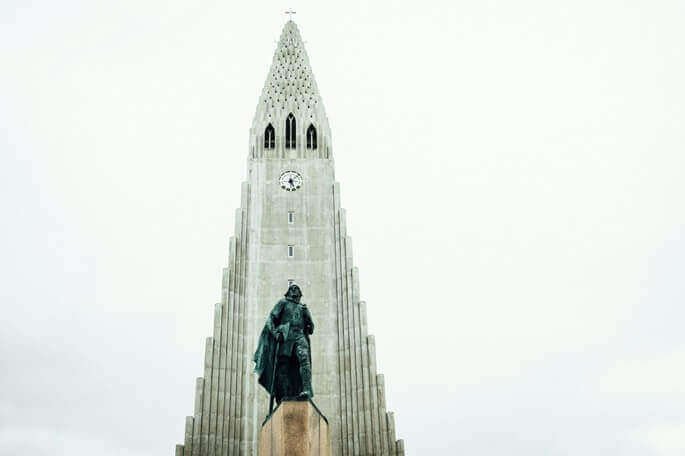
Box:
left=250, top=21, right=331, bottom=159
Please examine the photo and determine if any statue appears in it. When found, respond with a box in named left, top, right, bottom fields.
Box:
left=253, top=284, right=314, bottom=415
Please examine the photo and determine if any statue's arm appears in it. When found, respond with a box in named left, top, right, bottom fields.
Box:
left=266, top=300, right=284, bottom=337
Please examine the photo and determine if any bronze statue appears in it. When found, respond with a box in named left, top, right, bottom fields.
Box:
left=253, top=284, right=314, bottom=414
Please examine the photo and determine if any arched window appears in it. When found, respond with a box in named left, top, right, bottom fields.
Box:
left=285, top=113, right=296, bottom=149
left=306, top=124, right=317, bottom=149
left=264, top=123, right=275, bottom=149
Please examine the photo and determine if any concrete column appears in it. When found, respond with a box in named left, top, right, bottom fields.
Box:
left=183, top=416, right=194, bottom=456
left=208, top=304, right=223, bottom=456
left=331, top=194, right=350, bottom=456
left=226, top=237, right=239, bottom=456
left=358, top=301, right=374, bottom=455
left=347, top=261, right=369, bottom=455
left=366, top=336, right=384, bottom=455
left=192, top=377, right=204, bottom=456
left=341, top=236, right=360, bottom=455
left=386, top=412, right=397, bottom=456
left=201, top=337, right=214, bottom=454
left=340, top=212, right=355, bottom=455
left=216, top=303, right=229, bottom=454
left=395, top=439, right=405, bottom=456
left=229, top=227, right=244, bottom=455
left=237, top=205, right=250, bottom=454
left=375, top=374, right=390, bottom=455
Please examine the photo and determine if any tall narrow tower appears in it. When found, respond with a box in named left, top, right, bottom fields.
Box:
left=174, top=20, right=404, bottom=456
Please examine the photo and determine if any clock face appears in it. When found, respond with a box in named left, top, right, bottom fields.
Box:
left=279, top=171, right=303, bottom=192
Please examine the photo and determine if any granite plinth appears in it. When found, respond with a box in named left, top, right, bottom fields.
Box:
left=259, top=400, right=330, bottom=456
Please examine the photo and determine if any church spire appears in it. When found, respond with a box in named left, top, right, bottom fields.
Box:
left=174, top=18, right=405, bottom=456
left=250, top=20, right=331, bottom=159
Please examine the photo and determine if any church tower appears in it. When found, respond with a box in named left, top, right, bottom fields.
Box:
left=174, top=20, right=404, bottom=456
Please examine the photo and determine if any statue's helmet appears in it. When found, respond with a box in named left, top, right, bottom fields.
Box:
left=285, top=283, right=302, bottom=301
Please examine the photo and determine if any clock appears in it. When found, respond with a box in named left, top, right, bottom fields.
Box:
left=279, top=171, right=303, bottom=192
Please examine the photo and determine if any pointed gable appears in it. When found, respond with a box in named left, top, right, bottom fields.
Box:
left=252, top=20, right=330, bottom=156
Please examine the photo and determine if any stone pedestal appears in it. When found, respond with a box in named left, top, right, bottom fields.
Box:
left=259, top=400, right=330, bottom=456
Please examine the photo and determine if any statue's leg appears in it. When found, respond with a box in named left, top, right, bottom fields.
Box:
left=295, top=338, right=312, bottom=398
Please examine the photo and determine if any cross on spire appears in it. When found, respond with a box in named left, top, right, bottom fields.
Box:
left=285, top=9, right=296, bottom=21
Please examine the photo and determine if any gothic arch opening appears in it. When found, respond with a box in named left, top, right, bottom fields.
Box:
left=285, top=113, right=296, bottom=149
left=264, top=123, right=275, bottom=149
left=306, top=124, right=317, bottom=149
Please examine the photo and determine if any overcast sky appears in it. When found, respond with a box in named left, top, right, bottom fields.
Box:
left=2, top=0, right=685, bottom=455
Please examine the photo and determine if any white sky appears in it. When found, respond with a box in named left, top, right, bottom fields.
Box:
left=1, top=1, right=684, bottom=455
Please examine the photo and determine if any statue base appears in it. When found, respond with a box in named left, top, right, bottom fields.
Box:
left=259, top=399, right=330, bottom=456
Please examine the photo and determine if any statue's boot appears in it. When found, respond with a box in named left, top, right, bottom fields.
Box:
left=298, top=364, right=313, bottom=399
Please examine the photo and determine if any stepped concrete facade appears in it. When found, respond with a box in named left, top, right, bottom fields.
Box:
left=174, top=20, right=404, bottom=456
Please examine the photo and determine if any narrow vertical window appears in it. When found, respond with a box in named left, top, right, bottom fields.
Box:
left=264, top=123, right=275, bottom=149
left=306, top=124, right=317, bottom=149
left=285, top=113, right=296, bottom=149
left=287, top=245, right=294, bottom=257
left=288, top=211, right=294, bottom=224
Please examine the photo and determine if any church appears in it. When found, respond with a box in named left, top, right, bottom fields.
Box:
left=174, top=19, right=404, bottom=456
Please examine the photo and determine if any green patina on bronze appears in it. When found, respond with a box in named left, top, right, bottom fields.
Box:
left=253, top=284, right=315, bottom=407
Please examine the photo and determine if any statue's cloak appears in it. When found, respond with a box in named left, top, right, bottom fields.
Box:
left=253, top=323, right=281, bottom=394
